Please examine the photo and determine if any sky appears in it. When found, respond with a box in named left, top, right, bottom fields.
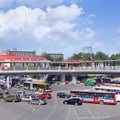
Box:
left=0, top=0, right=120, bottom=58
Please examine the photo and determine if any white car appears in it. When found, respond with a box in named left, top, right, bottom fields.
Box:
left=22, top=95, right=35, bottom=102
left=35, top=90, right=43, bottom=95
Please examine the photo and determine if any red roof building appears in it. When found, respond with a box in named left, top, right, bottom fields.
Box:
left=0, top=53, right=47, bottom=61
left=0, top=53, right=48, bottom=69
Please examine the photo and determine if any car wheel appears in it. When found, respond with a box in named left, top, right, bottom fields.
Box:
left=75, top=102, right=78, bottom=105
left=99, top=100, right=104, bottom=105
left=64, top=102, right=67, bottom=105
left=12, top=100, right=15, bottom=103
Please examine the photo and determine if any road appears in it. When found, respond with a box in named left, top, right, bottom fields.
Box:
left=0, top=84, right=120, bottom=120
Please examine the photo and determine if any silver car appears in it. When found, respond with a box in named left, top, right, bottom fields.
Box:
left=29, top=98, right=47, bottom=105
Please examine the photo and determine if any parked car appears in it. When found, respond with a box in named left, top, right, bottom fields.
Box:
left=14, top=84, right=21, bottom=88
left=14, top=90, right=25, bottom=99
left=22, top=95, right=35, bottom=102
left=0, top=92, right=3, bottom=99
left=84, top=78, right=96, bottom=86
left=29, top=98, right=47, bottom=105
left=45, top=88, right=53, bottom=92
left=35, top=90, right=44, bottom=95
left=0, top=84, right=7, bottom=90
left=4, top=94, right=21, bottom=102
left=57, top=92, right=71, bottom=98
left=37, top=93, right=52, bottom=99
left=63, top=98, right=83, bottom=105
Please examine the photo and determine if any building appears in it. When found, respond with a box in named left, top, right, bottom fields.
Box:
left=2, top=49, right=36, bottom=57
left=82, top=46, right=92, bottom=54
left=42, top=52, right=64, bottom=60
left=0, top=50, right=48, bottom=69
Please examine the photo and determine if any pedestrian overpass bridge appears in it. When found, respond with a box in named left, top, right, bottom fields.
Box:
left=0, top=59, right=120, bottom=75
left=1, top=59, right=120, bottom=89
left=0, top=69, right=120, bottom=76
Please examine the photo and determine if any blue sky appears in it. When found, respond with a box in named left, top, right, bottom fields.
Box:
left=0, top=0, right=120, bottom=58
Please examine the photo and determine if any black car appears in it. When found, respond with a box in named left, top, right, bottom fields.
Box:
left=0, top=84, right=7, bottom=90
left=57, top=92, right=71, bottom=98
left=63, top=98, right=83, bottom=105
left=0, top=93, right=3, bottom=99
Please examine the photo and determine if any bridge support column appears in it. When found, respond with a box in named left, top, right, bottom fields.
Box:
left=22, top=63, right=24, bottom=70
left=26, top=63, right=28, bottom=70
left=61, top=74, right=66, bottom=82
left=43, top=74, right=49, bottom=82
left=71, top=75, right=77, bottom=84
left=6, top=76, right=10, bottom=89
left=13, top=63, right=16, bottom=70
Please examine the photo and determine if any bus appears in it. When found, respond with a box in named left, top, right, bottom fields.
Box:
left=102, top=82, right=120, bottom=87
left=93, top=86, right=120, bottom=102
left=70, top=90, right=117, bottom=105
left=23, top=81, right=51, bottom=91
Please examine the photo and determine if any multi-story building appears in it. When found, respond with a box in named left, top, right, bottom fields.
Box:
left=42, top=52, right=64, bottom=60
left=82, top=46, right=92, bottom=54
left=3, top=49, right=36, bottom=57
left=0, top=49, right=48, bottom=69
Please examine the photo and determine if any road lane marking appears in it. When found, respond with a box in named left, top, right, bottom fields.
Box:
left=64, top=105, right=72, bottom=120
left=72, top=106, right=80, bottom=119
left=71, top=104, right=110, bottom=120
left=23, top=106, right=44, bottom=120
left=43, top=92, right=57, bottom=120
left=14, top=105, right=32, bottom=120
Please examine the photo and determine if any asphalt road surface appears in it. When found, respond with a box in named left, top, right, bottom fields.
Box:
left=0, top=84, right=120, bottom=120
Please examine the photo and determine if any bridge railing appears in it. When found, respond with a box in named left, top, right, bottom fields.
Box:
left=0, top=59, right=120, bottom=71
left=1, top=65, right=120, bottom=71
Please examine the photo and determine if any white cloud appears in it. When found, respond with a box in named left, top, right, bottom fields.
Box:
left=0, top=0, right=14, bottom=8
left=0, top=4, right=96, bottom=58
left=79, top=28, right=96, bottom=40
left=47, top=4, right=83, bottom=22
left=89, top=14, right=96, bottom=18
left=116, top=28, right=120, bottom=34
left=0, top=0, right=82, bottom=10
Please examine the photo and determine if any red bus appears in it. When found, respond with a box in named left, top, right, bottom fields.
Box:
left=102, top=83, right=120, bottom=87
left=70, top=90, right=117, bottom=105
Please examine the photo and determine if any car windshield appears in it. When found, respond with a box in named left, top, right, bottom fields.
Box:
left=32, top=98, right=39, bottom=101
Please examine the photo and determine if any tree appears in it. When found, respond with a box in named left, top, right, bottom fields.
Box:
left=110, top=53, right=120, bottom=60
left=71, top=52, right=94, bottom=61
left=94, top=51, right=109, bottom=60
left=71, top=53, right=83, bottom=60
left=42, top=54, right=63, bottom=62
left=42, top=54, right=54, bottom=61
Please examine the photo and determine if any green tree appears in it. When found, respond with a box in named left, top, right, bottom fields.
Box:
left=71, top=52, right=94, bottom=61
left=42, top=54, right=54, bottom=61
left=71, top=52, right=83, bottom=60
left=94, top=51, right=109, bottom=60
left=110, top=53, right=120, bottom=60
left=42, top=54, right=63, bottom=62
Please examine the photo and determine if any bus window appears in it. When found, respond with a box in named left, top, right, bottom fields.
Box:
left=24, top=83, right=30, bottom=89
left=89, top=93, right=94, bottom=98
left=33, top=84, right=45, bottom=91
left=104, top=94, right=114, bottom=100
left=98, top=93, right=104, bottom=99
left=77, top=92, right=84, bottom=98
left=116, top=90, right=120, bottom=94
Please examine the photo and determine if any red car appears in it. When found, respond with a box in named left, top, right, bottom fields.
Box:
left=37, top=93, right=52, bottom=99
